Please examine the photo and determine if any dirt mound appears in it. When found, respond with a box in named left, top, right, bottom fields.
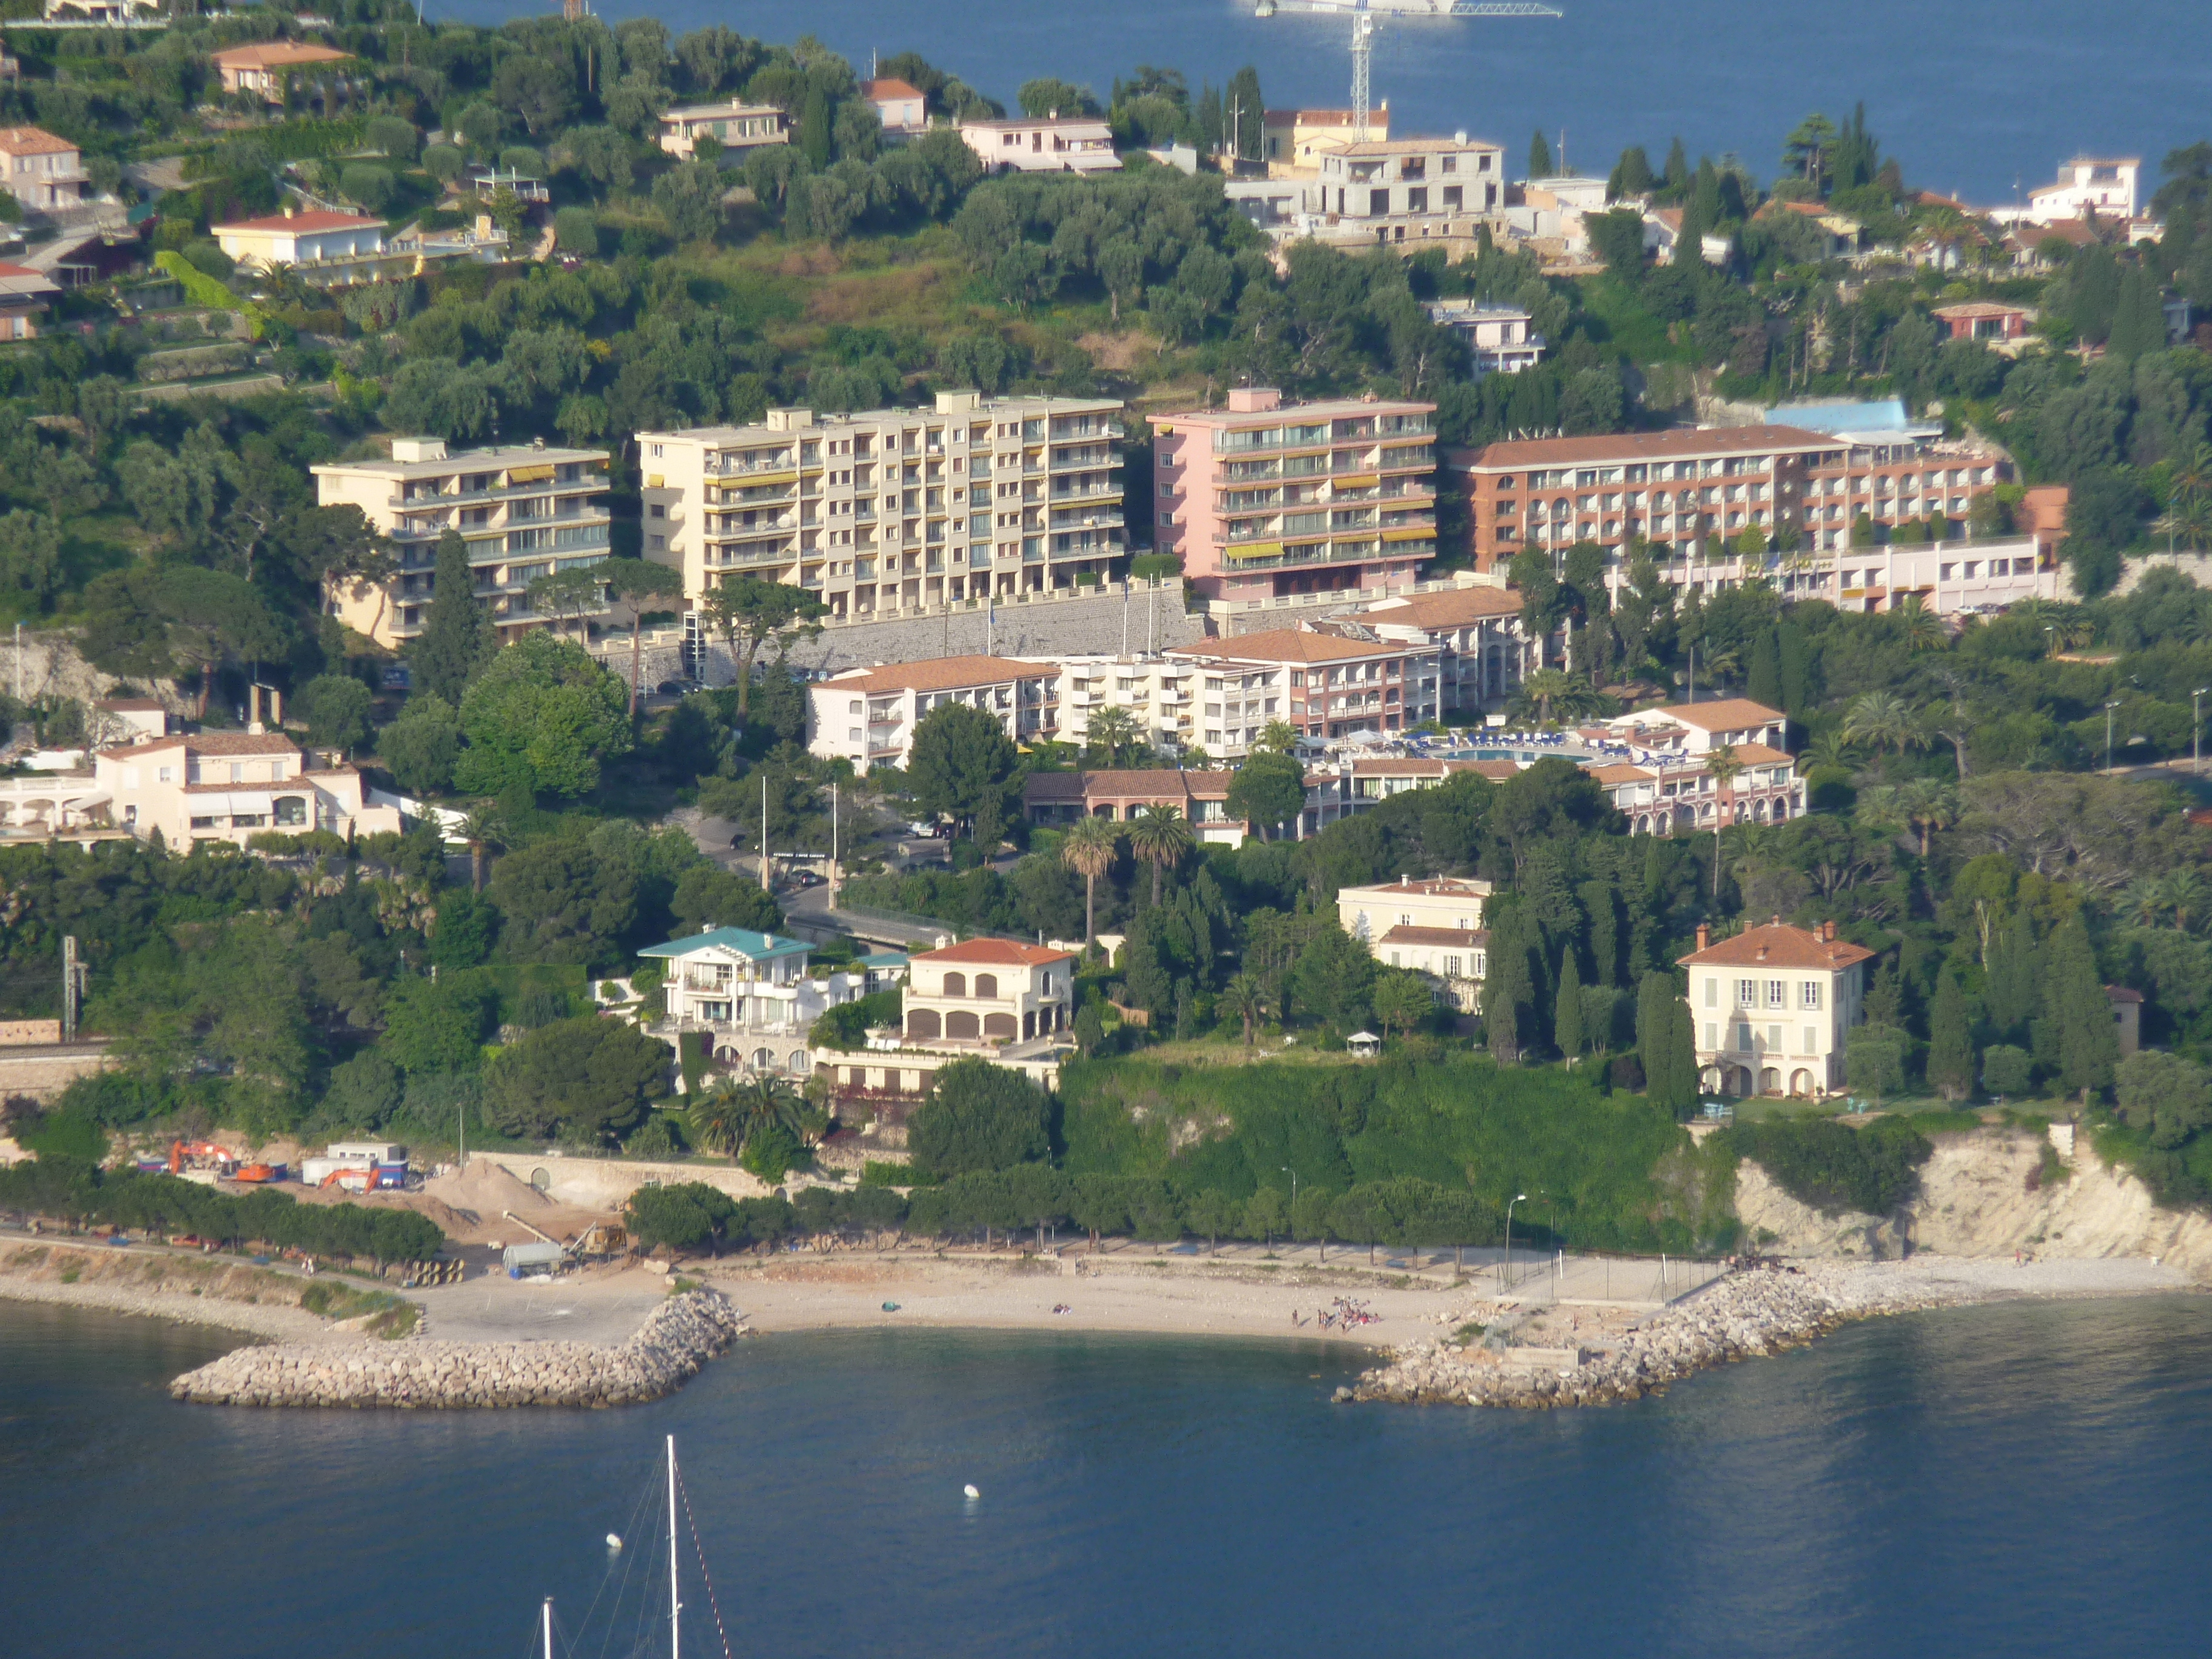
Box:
left=421, top=1159, right=614, bottom=1247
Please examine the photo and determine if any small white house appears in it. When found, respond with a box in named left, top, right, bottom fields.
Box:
left=657, top=102, right=787, bottom=159
left=640, top=925, right=867, bottom=1073
left=212, top=207, right=386, bottom=272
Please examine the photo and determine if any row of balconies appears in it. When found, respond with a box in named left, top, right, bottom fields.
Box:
left=392, top=474, right=602, bottom=510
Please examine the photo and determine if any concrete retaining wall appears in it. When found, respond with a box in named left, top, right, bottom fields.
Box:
left=470, top=1151, right=776, bottom=1212
left=0, top=1042, right=113, bottom=1102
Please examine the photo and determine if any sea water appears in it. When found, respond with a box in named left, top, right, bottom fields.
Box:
left=3, top=1293, right=2211, bottom=1657
left=432, top=0, right=2211, bottom=206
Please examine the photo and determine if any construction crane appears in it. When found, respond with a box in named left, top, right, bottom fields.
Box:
left=1256, top=1, right=1564, bottom=139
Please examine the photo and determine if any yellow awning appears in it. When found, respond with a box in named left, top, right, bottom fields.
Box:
left=723, top=470, right=799, bottom=491
left=1382, top=526, right=1437, bottom=543
left=506, top=463, right=555, bottom=484
left=1332, top=473, right=1380, bottom=489
left=1223, top=541, right=1284, bottom=561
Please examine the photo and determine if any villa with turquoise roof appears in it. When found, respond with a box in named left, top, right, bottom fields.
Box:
left=639, top=926, right=870, bottom=1075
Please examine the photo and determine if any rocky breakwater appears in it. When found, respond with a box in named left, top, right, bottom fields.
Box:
left=171, top=1287, right=746, bottom=1409
left=1342, top=1264, right=1960, bottom=1410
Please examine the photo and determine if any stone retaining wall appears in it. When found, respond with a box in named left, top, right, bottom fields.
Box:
left=169, top=1287, right=746, bottom=1409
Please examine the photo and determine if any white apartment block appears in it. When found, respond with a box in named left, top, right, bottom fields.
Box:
left=1679, top=919, right=1872, bottom=1099
left=1056, top=655, right=1201, bottom=754
left=1354, top=582, right=1537, bottom=714
left=312, top=437, right=612, bottom=648
left=1337, top=874, right=1493, bottom=1011
left=638, top=391, right=1125, bottom=626
left=807, top=655, right=1060, bottom=771
left=957, top=116, right=1120, bottom=175
left=1165, top=627, right=1444, bottom=757
left=1306, top=135, right=1505, bottom=247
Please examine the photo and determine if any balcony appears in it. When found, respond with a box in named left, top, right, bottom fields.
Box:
left=390, top=474, right=605, bottom=510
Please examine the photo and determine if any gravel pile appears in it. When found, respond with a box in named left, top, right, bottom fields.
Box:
left=170, top=1287, right=746, bottom=1409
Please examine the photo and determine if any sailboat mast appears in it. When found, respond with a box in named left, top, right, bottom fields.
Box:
left=541, top=1598, right=554, bottom=1659
left=666, top=1433, right=682, bottom=1659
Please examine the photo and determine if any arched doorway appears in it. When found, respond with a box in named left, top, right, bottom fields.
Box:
left=946, top=1010, right=979, bottom=1040
left=1789, top=1068, right=1815, bottom=1098
left=907, top=1008, right=942, bottom=1040
left=1758, top=1066, right=1780, bottom=1095
left=984, top=1012, right=1017, bottom=1041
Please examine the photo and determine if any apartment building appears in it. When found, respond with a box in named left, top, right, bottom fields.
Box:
left=0, top=126, right=84, bottom=211
left=1164, top=626, right=1443, bottom=755
left=806, top=655, right=1061, bottom=771
left=901, top=939, right=1074, bottom=1047
left=639, top=391, right=1126, bottom=623
left=1154, top=387, right=1437, bottom=608
left=1424, top=300, right=1544, bottom=375
left=1262, top=104, right=1388, bottom=177
left=1056, top=655, right=1201, bottom=754
left=957, top=116, right=1119, bottom=175
left=1679, top=919, right=1872, bottom=1099
left=1336, top=874, right=1492, bottom=1011
left=1353, top=583, right=1534, bottom=714
left=1304, top=134, right=1504, bottom=247
left=1447, top=423, right=2014, bottom=603
left=656, top=102, right=786, bottom=159
left=312, top=437, right=613, bottom=648
left=1595, top=699, right=1802, bottom=832
left=88, top=731, right=398, bottom=849
left=1022, top=769, right=1245, bottom=843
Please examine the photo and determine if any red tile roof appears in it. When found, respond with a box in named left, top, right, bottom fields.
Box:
left=914, top=938, right=1074, bottom=967
left=211, top=42, right=352, bottom=70
left=1359, top=586, right=1523, bottom=630
left=824, top=654, right=1051, bottom=695
left=214, top=209, right=384, bottom=234
left=98, top=732, right=299, bottom=760
left=861, top=78, right=924, bottom=101
left=1378, top=923, right=1488, bottom=948
left=1343, top=876, right=1492, bottom=899
left=0, top=127, right=76, bottom=157
left=1678, top=922, right=1875, bottom=971
left=1621, top=699, right=1785, bottom=734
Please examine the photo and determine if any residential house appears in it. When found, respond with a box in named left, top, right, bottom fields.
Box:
left=1757, top=198, right=1867, bottom=258
left=656, top=102, right=786, bottom=159
left=860, top=77, right=928, bottom=138
left=1353, top=581, right=1534, bottom=714
left=1164, top=626, right=1443, bottom=756
left=1678, top=919, right=1873, bottom=1098
left=0, top=261, right=59, bottom=340
left=1336, top=875, right=1493, bottom=1011
left=1022, top=769, right=1245, bottom=843
left=311, top=436, right=613, bottom=647
left=210, top=42, right=352, bottom=102
left=0, top=127, right=84, bottom=212
left=1153, top=386, right=1436, bottom=608
left=1598, top=700, right=1803, bottom=832
left=806, top=655, right=1060, bottom=771
left=1424, top=300, right=1544, bottom=375
left=1304, top=133, right=1504, bottom=250
left=900, top=938, right=1073, bottom=1047
left=638, top=926, right=868, bottom=1074
left=2019, top=156, right=2138, bottom=226
left=1261, top=103, right=1388, bottom=177
left=638, top=390, right=1125, bottom=622
left=957, top=116, right=1119, bottom=175
left=212, top=207, right=386, bottom=273
left=1932, top=300, right=2033, bottom=343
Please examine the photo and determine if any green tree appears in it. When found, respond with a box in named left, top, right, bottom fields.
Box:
left=1219, top=971, right=1264, bottom=1047
left=702, top=577, right=826, bottom=717
left=1290, top=923, right=1376, bottom=1033
left=487, top=839, right=639, bottom=965
left=1060, top=815, right=1119, bottom=946
left=378, top=694, right=462, bottom=797
left=1529, top=129, right=1553, bottom=179
left=2045, top=914, right=2118, bottom=1102
left=908, top=702, right=1020, bottom=848
left=295, top=674, right=373, bottom=758
left=483, top=1014, right=669, bottom=1144
left=407, top=531, right=492, bottom=706
left=1223, top=65, right=1264, bottom=163
left=454, top=632, right=632, bottom=799
left=1127, top=803, right=1193, bottom=907
left=907, top=1057, right=1050, bottom=1176
left=380, top=973, right=495, bottom=1075
left=2114, top=1050, right=2212, bottom=1148
left=1373, top=968, right=1433, bottom=1042
left=1553, top=950, right=1586, bottom=1057
left=1639, top=971, right=1698, bottom=1114
left=668, top=863, right=782, bottom=934
left=1926, top=970, right=1976, bottom=1101
left=1225, top=749, right=1305, bottom=840
left=1081, top=704, right=1150, bottom=766
left=1485, top=910, right=1537, bottom=1062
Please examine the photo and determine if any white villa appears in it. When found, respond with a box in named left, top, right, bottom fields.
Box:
left=1678, top=919, right=1874, bottom=1099
left=640, top=926, right=870, bottom=1074
left=1336, top=875, right=1493, bottom=1011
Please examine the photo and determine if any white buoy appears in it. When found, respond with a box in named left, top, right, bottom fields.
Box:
left=606, top=1533, right=623, bottom=1550
left=963, top=1484, right=980, bottom=1499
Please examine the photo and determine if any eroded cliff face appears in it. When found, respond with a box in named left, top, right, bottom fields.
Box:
left=1734, top=1128, right=2212, bottom=1282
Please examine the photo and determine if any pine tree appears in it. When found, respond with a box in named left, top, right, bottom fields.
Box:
left=1746, top=627, right=1782, bottom=710
left=1553, top=951, right=1585, bottom=1057
left=2046, top=915, right=2117, bottom=1102
left=407, top=529, right=491, bottom=706
left=1865, top=959, right=1903, bottom=1027
left=1529, top=129, right=1553, bottom=180
left=1927, top=971, right=1976, bottom=1101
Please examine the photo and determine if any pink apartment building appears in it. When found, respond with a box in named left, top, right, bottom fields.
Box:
left=1152, top=387, right=1437, bottom=606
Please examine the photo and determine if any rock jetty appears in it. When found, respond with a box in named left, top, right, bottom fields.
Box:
left=1342, top=1263, right=1959, bottom=1410
left=171, top=1287, right=746, bottom=1409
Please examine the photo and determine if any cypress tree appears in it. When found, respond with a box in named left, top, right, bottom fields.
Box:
left=1927, top=970, right=1976, bottom=1101
left=1528, top=129, right=1553, bottom=180
left=1746, top=627, right=1782, bottom=710
left=407, top=529, right=491, bottom=706
left=1637, top=971, right=1673, bottom=1096
left=1580, top=876, right=1622, bottom=987
left=800, top=87, right=832, bottom=170
left=1984, top=911, right=2040, bottom=1039
left=1662, top=993, right=1700, bottom=1114
left=2046, top=915, right=2117, bottom=1102
left=1660, top=136, right=1691, bottom=201
left=1776, top=621, right=1811, bottom=716
left=1483, top=909, right=1534, bottom=1062
left=1554, top=951, right=1585, bottom=1058
left=2106, top=265, right=2165, bottom=360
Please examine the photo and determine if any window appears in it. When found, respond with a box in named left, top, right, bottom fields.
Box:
left=1704, top=977, right=1717, bottom=1007
left=1801, top=980, right=1822, bottom=1010
left=1767, top=980, right=1786, bottom=1008
left=1704, top=1023, right=1717, bottom=1050
left=158, top=766, right=173, bottom=783
left=229, top=763, right=244, bottom=783
left=1736, top=978, right=1757, bottom=1007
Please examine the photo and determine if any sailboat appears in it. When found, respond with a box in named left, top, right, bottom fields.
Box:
left=535, top=1435, right=725, bottom=1659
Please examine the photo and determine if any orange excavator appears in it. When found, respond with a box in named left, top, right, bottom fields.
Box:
left=167, top=1141, right=236, bottom=1178
left=317, top=1166, right=375, bottom=1195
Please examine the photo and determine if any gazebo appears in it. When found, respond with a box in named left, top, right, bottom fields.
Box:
left=1346, top=1030, right=1382, bottom=1057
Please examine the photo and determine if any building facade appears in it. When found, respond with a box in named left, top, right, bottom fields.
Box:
left=1165, top=626, right=1443, bottom=755
left=1678, top=919, right=1872, bottom=1099
left=656, top=102, right=787, bottom=158
left=807, top=655, right=1060, bottom=771
left=1336, top=875, right=1493, bottom=1011
left=1353, top=582, right=1535, bottom=714
left=0, top=261, right=59, bottom=340
left=1424, top=300, right=1544, bottom=375
left=210, top=42, right=352, bottom=101
left=213, top=207, right=386, bottom=274
left=860, top=77, right=928, bottom=137
left=638, top=926, right=866, bottom=1074
left=1597, top=700, right=1803, bottom=831
left=312, top=437, right=613, bottom=647
left=1022, top=768, right=1246, bottom=843
left=2023, top=156, right=2138, bottom=224
left=0, top=127, right=84, bottom=211
left=1304, top=135, right=1505, bottom=247
left=1262, top=104, right=1388, bottom=176
left=957, top=116, right=1119, bottom=174
left=639, top=391, right=1125, bottom=622
left=1153, top=387, right=1437, bottom=607
left=91, top=732, right=398, bottom=848
left=902, top=938, right=1074, bottom=1047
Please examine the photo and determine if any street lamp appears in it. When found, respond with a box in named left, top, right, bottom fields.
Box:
left=1503, top=1191, right=1527, bottom=1288
left=2196, top=688, right=2209, bottom=777
left=2105, top=700, right=2122, bottom=774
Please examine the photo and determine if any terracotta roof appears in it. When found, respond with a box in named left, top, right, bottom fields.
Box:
left=1378, top=923, right=1489, bottom=949
left=1620, top=699, right=1785, bottom=734
left=1932, top=302, right=2031, bottom=320
left=98, top=732, right=300, bottom=759
left=1449, top=424, right=1836, bottom=471
left=913, top=938, right=1074, bottom=967
left=1359, top=586, right=1523, bottom=630
left=824, top=655, right=1052, bottom=695
left=210, top=42, right=351, bottom=70
left=2105, top=985, right=2145, bottom=1004
left=1342, top=876, right=1492, bottom=899
left=182, top=780, right=298, bottom=795
left=0, top=127, right=75, bottom=157
left=1677, top=922, right=1875, bottom=971
left=861, top=78, right=923, bottom=101
left=1170, top=628, right=1407, bottom=666
left=1587, top=763, right=1657, bottom=785
left=1711, top=742, right=1793, bottom=766
left=214, top=209, right=384, bottom=234
left=1352, top=758, right=1451, bottom=777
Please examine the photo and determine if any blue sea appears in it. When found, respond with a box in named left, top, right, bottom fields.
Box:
left=434, top=0, right=2211, bottom=207
left=4, top=1293, right=2211, bottom=1657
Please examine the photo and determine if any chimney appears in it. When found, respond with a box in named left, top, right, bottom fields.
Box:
left=1756, top=945, right=1769, bottom=961
left=1771, top=914, right=1781, bottom=927
left=270, top=688, right=283, bottom=728
left=1695, top=923, right=1709, bottom=951
left=1822, top=919, right=1837, bottom=942
left=247, top=684, right=263, bottom=734
left=283, top=204, right=297, bottom=220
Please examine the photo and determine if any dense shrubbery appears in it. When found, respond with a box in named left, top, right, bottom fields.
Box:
left=1721, top=1116, right=1934, bottom=1217
left=0, top=1157, right=443, bottom=1264
left=811, top=987, right=900, bottom=1052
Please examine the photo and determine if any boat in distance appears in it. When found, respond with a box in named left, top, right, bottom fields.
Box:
left=1254, top=1, right=1562, bottom=18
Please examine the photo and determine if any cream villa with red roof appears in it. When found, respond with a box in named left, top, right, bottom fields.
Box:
left=1598, top=700, right=1803, bottom=832
left=860, top=78, right=927, bottom=137
left=210, top=41, right=352, bottom=100
left=213, top=206, right=386, bottom=272
left=902, top=938, right=1074, bottom=1048
left=1165, top=624, right=1441, bottom=754
left=1679, top=919, right=1874, bottom=1099
left=0, top=126, right=85, bottom=210
left=1336, top=876, right=1493, bottom=1011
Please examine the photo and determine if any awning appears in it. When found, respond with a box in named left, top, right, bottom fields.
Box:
left=506, top=463, right=555, bottom=484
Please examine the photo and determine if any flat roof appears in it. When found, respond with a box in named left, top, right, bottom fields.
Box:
left=660, top=101, right=783, bottom=122
left=1157, top=397, right=1433, bottom=429
left=1170, top=628, right=1412, bottom=666
left=823, top=654, right=1053, bottom=695
left=1451, top=424, right=1837, bottom=470
left=311, top=443, right=610, bottom=479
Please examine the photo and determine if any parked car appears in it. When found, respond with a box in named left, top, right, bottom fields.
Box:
left=789, top=870, right=826, bottom=889
left=656, top=679, right=704, bottom=696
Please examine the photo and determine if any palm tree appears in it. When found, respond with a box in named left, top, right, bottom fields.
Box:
left=1219, top=973, right=1264, bottom=1048
left=460, top=803, right=505, bottom=893
left=684, top=1079, right=752, bottom=1156
left=1798, top=729, right=1858, bottom=775
left=2166, top=868, right=2209, bottom=933
left=2122, top=875, right=2170, bottom=928
left=1081, top=705, right=1148, bottom=768
left=1060, top=815, right=1119, bottom=946
left=1893, top=595, right=1945, bottom=652
left=1127, top=803, right=1194, bottom=907
left=1704, top=743, right=1743, bottom=896
left=1252, top=719, right=1300, bottom=755
left=1515, top=666, right=1574, bottom=726
left=1894, top=778, right=1957, bottom=856
left=1843, top=689, right=1923, bottom=772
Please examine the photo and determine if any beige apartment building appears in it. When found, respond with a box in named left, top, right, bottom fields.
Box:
left=638, top=391, right=1125, bottom=623
left=312, top=437, right=612, bottom=648
left=1679, top=919, right=1873, bottom=1099
left=806, top=655, right=1060, bottom=771
left=1153, top=387, right=1437, bottom=608
left=1305, top=134, right=1505, bottom=248
left=1164, top=626, right=1443, bottom=755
